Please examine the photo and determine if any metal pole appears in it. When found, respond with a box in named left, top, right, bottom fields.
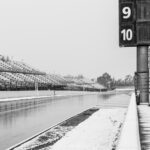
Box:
left=137, top=46, right=149, bottom=104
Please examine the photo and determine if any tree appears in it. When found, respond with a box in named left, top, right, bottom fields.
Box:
left=124, top=75, right=134, bottom=86
left=97, top=73, right=113, bottom=89
left=97, top=73, right=134, bottom=89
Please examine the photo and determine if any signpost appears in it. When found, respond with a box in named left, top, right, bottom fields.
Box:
left=119, top=0, right=136, bottom=47
left=119, top=0, right=149, bottom=104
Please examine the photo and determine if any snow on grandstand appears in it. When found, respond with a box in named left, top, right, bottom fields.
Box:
left=0, top=55, right=106, bottom=91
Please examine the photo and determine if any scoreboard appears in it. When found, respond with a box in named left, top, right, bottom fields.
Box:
left=119, top=0, right=150, bottom=47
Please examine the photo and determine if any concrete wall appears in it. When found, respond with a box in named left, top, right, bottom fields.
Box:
left=117, top=93, right=141, bottom=150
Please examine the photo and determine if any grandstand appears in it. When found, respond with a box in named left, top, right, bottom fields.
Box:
left=0, top=55, right=106, bottom=91
left=64, top=76, right=107, bottom=91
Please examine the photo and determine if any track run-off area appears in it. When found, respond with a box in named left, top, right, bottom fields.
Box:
left=0, top=90, right=131, bottom=150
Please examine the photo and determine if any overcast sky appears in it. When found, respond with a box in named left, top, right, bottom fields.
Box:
left=0, top=0, right=136, bottom=79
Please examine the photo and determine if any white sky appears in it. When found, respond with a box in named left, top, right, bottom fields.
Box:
left=0, top=0, right=136, bottom=79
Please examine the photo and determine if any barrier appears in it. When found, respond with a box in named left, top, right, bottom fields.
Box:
left=117, top=93, right=141, bottom=150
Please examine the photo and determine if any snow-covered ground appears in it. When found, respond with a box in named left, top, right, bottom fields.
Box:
left=12, top=108, right=126, bottom=150
left=13, top=125, right=74, bottom=150
left=50, top=108, right=126, bottom=150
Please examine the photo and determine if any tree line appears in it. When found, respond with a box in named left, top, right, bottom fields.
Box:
left=97, top=72, right=134, bottom=90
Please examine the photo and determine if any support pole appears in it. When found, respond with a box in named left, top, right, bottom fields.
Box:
left=137, top=46, right=149, bottom=104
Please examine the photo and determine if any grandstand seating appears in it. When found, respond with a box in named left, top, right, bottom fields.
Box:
left=0, top=55, right=105, bottom=91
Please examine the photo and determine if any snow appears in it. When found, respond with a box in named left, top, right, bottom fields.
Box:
left=13, top=126, right=74, bottom=150
left=7, top=92, right=130, bottom=150
left=117, top=93, right=141, bottom=150
left=50, top=108, right=126, bottom=150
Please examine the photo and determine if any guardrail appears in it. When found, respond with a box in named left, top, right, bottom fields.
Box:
left=117, top=93, right=141, bottom=150
left=0, top=92, right=97, bottom=113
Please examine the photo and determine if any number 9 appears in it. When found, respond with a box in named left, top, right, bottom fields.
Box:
left=122, top=7, right=131, bottom=19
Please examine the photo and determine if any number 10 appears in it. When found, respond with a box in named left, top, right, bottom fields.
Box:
left=121, top=29, right=133, bottom=41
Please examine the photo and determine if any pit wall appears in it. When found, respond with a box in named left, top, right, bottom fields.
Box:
left=117, top=93, right=141, bottom=150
